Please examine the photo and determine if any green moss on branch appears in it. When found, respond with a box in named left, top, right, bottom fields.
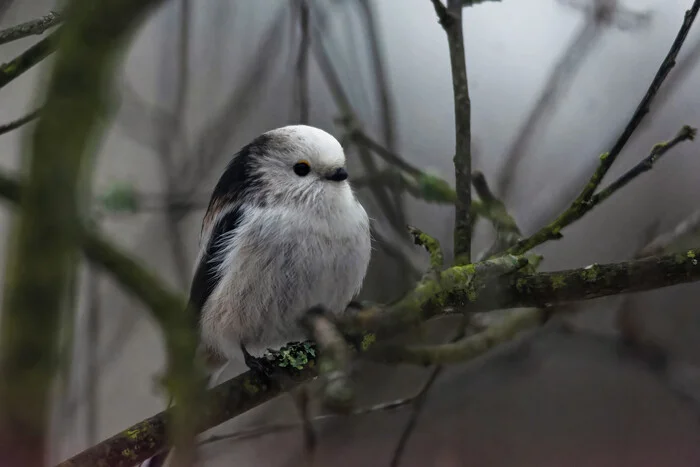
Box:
left=0, top=30, right=58, bottom=90
left=46, top=239, right=700, bottom=465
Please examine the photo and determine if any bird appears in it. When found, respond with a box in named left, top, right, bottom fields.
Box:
left=142, top=124, right=371, bottom=466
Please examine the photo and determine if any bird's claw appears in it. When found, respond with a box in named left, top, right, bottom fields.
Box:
left=241, top=345, right=274, bottom=383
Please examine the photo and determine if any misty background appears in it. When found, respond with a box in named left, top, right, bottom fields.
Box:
left=2, top=0, right=700, bottom=465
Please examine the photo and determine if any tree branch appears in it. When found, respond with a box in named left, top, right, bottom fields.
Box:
left=0, top=30, right=59, bottom=90
left=508, top=124, right=696, bottom=256
left=51, top=241, right=700, bottom=466
left=293, top=0, right=310, bottom=124
left=408, top=226, right=444, bottom=273
left=638, top=209, right=700, bottom=258
left=591, top=124, right=696, bottom=205
left=0, top=108, right=40, bottom=137
left=472, top=171, right=521, bottom=257
left=508, top=0, right=700, bottom=255
left=370, top=308, right=543, bottom=365
left=300, top=307, right=354, bottom=413
left=0, top=10, right=61, bottom=46
left=431, top=0, right=473, bottom=262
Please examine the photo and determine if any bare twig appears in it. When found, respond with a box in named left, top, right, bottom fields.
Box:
left=177, top=7, right=288, bottom=197
left=300, top=307, right=354, bottom=413
left=350, top=129, right=422, bottom=177
left=294, top=0, right=310, bottom=124
left=0, top=109, right=40, bottom=137
left=115, top=80, right=182, bottom=153
left=510, top=124, right=696, bottom=255
left=199, top=392, right=424, bottom=448
left=430, top=0, right=473, bottom=262
left=83, top=264, right=101, bottom=446
left=355, top=0, right=404, bottom=225
left=508, top=1, right=700, bottom=255
left=310, top=11, right=403, bottom=233
left=389, top=311, right=481, bottom=467
left=0, top=10, right=61, bottom=46
left=356, top=0, right=397, bottom=153
left=292, top=386, right=317, bottom=467
left=156, top=0, right=192, bottom=288
left=389, top=365, right=442, bottom=467
left=472, top=171, right=521, bottom=257
left=591, top=125, right=696, bottom=205
left=638, top=209, right=700, bottom=258
left=496, top=18, right=602, bottom=199
left=0, top=30, right=59, bottom=90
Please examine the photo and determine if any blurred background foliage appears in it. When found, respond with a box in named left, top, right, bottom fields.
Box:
left=2, top=0, right=700, bottom=466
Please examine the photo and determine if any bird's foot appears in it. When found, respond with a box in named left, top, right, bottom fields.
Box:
left=241, top=344, right=275, bottom=383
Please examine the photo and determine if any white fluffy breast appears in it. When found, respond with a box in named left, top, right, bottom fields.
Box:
left=200, top=191, right=371, bottom=358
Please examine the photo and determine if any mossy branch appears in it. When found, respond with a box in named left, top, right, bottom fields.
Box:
left=49, top=241, right=700, bottom=465
left=370, top=308, right=542, bottom=366
left=408, top=226, right=444, bottom=273
left=0, top=30, right=59, bottom=90
left=509, top=123, right=697, bottom=255
left=508, top=0, right=700, bottom=255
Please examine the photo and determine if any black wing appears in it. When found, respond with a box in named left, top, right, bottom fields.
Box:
left=188, top=134, right=270, bottom=315
left=189, top=206, right=244, bottom=312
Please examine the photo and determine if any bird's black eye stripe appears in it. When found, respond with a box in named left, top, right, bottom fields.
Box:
left=293, top=160, right=311, bottom=176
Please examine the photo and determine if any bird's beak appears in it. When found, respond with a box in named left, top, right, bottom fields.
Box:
left=325, top=167, right=349, bottom=182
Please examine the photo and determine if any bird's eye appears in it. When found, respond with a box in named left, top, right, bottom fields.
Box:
left=293, top=160, right=311, bottom=177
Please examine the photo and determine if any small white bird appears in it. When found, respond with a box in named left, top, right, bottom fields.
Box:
left=143, top=125, right=371, bottom=466
left=194, top=124, right=372, bottom=375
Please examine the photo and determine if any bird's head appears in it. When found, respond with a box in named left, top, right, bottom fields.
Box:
left=253, top=125, right=353, bottom=206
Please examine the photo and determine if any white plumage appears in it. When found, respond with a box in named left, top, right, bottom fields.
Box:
left=195, top=124, right=371, bottom=362
left=141, top=125, right=371, bottom=467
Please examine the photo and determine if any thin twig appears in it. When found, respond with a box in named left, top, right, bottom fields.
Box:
left=389, top=365, right=443, bottom=467
left=177, top=7, right=288, bottom=199
left=300, top=307, right=354, bottom=413
left=509, top=125, right=695, bottom=254
left=199, top=393, right=422, bottom=448
left=638, top=209, right=700, bottom=258
left=371, top=308, right=544, bottom=366
left=84, top=264, right=100, bottom=446
left=0, top=29, right=59, bottom=90
left=156, top=0, right=192, bottom=288
left=294, top=0, right=310, bottom=124
left=310, top=9, right=403, bottom=233
left=508, top=1, right=700, bottom=255
left=0, top=109, right=40, bottom=137
left=0, top=11, right=61, bottom=46
left=591, top=125, right=696, bottom=205
left=355, top=0, right=405, bottom=228
left=471, top=171, right=521, bottom=257
left=350, top=129, right=422, bottom=177
left=431, top=0, right=473, bottom=262
left=496, top=18, right=603, bottom=199
left=389, top=309, right=482, bottom=467
left=292, top=386, right=317, bottom=467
